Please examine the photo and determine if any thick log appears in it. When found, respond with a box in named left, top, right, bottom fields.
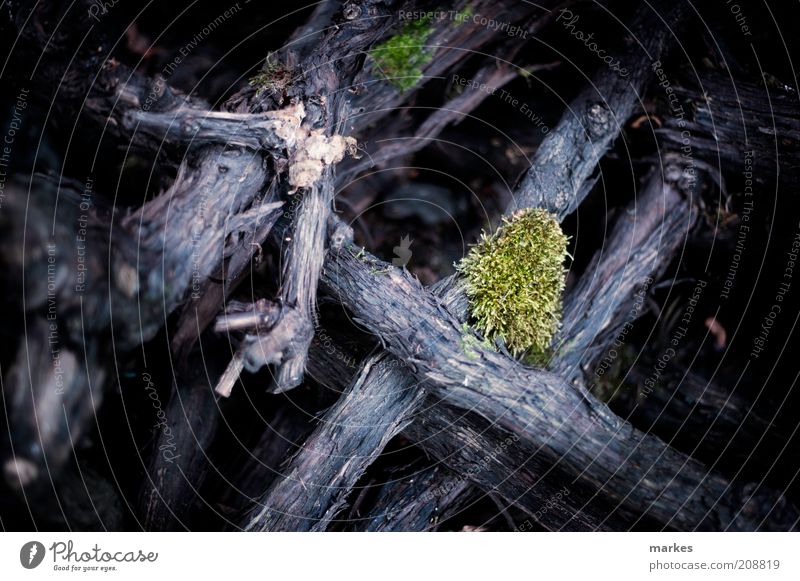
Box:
left=402, top=399, right=620, bottom=530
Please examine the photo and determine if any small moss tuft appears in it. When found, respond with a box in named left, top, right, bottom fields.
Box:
left=249, top=54, right=293, bottom=98
left=370, top=18, right=435, bottom=92
left=457, top=208, right=569, bottom=363
left=454, top=5, right=473, bottom=24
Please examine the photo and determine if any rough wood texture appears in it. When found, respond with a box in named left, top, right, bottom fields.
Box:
left=253, top=0, right=716, bottom=532
left=658, top=72, right=800, bottom=186
left=348, top=466, right=477, bottom=531
left=4, top=0, right=797, bottom=534
left=319, top=206, right=798, bottom=530
left=402, top=400, right=620, bottom=531
left=265, top=163, right=696, bottom=531
left=245, top=352, right=425, bottom=531
left=236, top=0, right=720, bottom=528
left=553, top=156, right=699, bottom=384
left=512, top=1, right=686, bottom=218
left=121, top=105, right=300, bottom=153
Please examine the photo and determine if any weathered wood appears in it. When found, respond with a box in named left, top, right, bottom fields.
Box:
left=205, top=0, right=399, bottom=392
left=318, top=190, right=798, bottom=530
left=124, top=147, right=275, bottom=320
left=4, top=0, right=798, bottom=534
left=238, top=0, right=708, bottom=528
left=512, top=0, right=687, bottom=218
left=259, top=175, right=335, bottom=391
left=348, top=466, right=477, bottom=532
left=238, top=159, right=769, bottom=531
left=272, top=0, right=716, bottom=532
left=658, top=72, right=800, bottom=187
left=552, top=156, right=699, bottom=384
left=242, top=300, right=611, bottom=530
left=244, top=352, right=426, bottom=530
left=121, top=105, right=301, bottom=153
left=402, top=400, right=620, bottom=531
left=312, top=163, right=699, bottom=530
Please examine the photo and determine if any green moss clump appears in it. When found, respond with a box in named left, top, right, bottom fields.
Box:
left=370, top=18, right=435, bottom=92
left=457, top=208, right=569, bottom=363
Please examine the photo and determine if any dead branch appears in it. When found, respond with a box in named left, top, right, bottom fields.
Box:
left=512, top=1, right=687, bottom=218
left=244, top=352, right=426, bottom=531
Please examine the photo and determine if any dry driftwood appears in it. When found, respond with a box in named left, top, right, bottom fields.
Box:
left=223, top=0, right=559, bottom=391
left=319, top=208, right=799, bottom=530
left=240, top=161, right=784, bottom=531
left=303, top=161, right=699, bottom=531
left=244, top=0, right=744, bottom=532
left=0, top=0, right=394, bottom=486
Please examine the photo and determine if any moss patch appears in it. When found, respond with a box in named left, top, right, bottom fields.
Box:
left=249, top=54, right=293, bottom=98
left=457, top=209, right=569, bottom=363
left=454, top=5, right=473, bottom=24
left=370, top=18, right=435, bottom=92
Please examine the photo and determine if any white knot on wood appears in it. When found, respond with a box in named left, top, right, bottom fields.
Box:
left=288, top=129, right=358, bottom=192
